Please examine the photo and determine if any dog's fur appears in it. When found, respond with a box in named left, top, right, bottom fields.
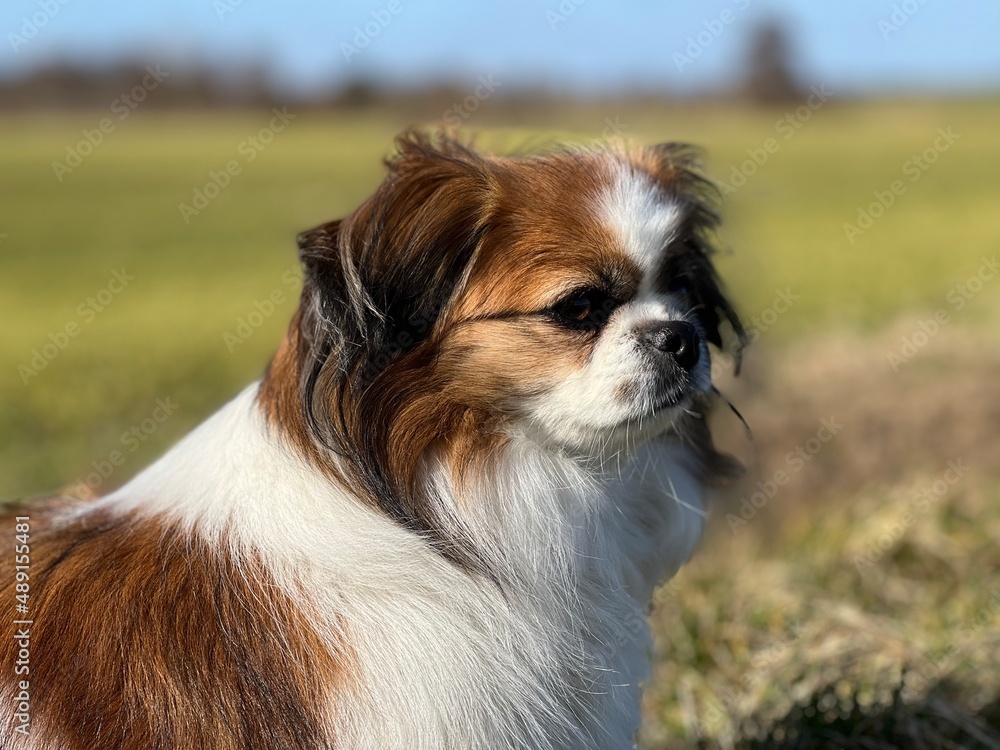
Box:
left=1, top=132, right=743, bottom=749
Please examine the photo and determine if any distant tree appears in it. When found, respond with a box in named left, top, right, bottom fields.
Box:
left=742, top=19, right=805, bottom=104
left=335, top=79, right=380, bottom=108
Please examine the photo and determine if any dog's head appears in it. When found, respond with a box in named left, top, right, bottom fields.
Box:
left=262, top=131, right=744, bottom=565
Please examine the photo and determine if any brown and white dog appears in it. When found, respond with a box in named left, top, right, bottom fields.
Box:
left=2, top=131, right=744, bottom=749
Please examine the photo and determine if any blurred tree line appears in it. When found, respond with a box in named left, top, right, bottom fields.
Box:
left=0, top=20, right=805, bottom=112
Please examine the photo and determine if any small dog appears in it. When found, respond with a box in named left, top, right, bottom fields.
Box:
left=2, top=131, right=744, bottom=749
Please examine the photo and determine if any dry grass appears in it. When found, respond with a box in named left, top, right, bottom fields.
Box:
left=640, top=326, right=1000, bottom=748
left=714, top=320, right=1000, bottom=509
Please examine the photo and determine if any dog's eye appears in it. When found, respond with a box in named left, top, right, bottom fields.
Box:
left=552, top=289, right=618, bottom=330
left=667, top=279, right=690, bottom=298
left=558, top=295, right=592, bottom=321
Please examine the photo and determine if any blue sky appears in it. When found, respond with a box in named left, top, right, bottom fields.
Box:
left=4, top=0, right=999, bottom=95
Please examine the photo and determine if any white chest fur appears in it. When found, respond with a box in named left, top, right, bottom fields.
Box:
left=101, top=384, right=705, bottom=749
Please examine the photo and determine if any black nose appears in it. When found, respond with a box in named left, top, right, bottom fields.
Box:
left=636, top=321, right=701, bottom=370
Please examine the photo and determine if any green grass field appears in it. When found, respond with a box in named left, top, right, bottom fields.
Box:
left=2, top=99, right=998, bottom=747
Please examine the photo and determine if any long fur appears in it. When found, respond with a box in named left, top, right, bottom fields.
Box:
left=2, top=130, right=743, bottom=749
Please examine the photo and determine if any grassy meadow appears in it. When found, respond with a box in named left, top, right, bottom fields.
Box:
left=1, top=98, right=998, bottom=747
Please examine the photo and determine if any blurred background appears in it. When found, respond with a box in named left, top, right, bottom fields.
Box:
left=2, top=1, right=998, bottom=747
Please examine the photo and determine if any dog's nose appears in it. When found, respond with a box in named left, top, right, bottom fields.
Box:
left=636, top=321, right=701, bottom=370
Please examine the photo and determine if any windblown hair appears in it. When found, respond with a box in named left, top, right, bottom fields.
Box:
left=260, top=131, right=745, bottom=573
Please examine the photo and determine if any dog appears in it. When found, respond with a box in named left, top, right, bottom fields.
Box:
left=2, top=131, right=744, bottom=749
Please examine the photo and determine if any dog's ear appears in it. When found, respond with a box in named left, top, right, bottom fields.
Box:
left=290, top=130, right=495, bottom=572
left=296, top=131, right=491, bottom=384
left=296, top=218, right=346, bottom=337
left=645, top=142, right=747, bottom=371
left=644, top=143, right=748, bottom=483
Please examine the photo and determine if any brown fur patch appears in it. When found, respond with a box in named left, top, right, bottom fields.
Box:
left=257, top=130, right=745, bottom=568
left=0, top=500, right=346, bottom=749
left=446, top=151, right=643, bottom=320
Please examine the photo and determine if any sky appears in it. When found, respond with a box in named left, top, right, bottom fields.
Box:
left=3, top=0, right=999, bottom=96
